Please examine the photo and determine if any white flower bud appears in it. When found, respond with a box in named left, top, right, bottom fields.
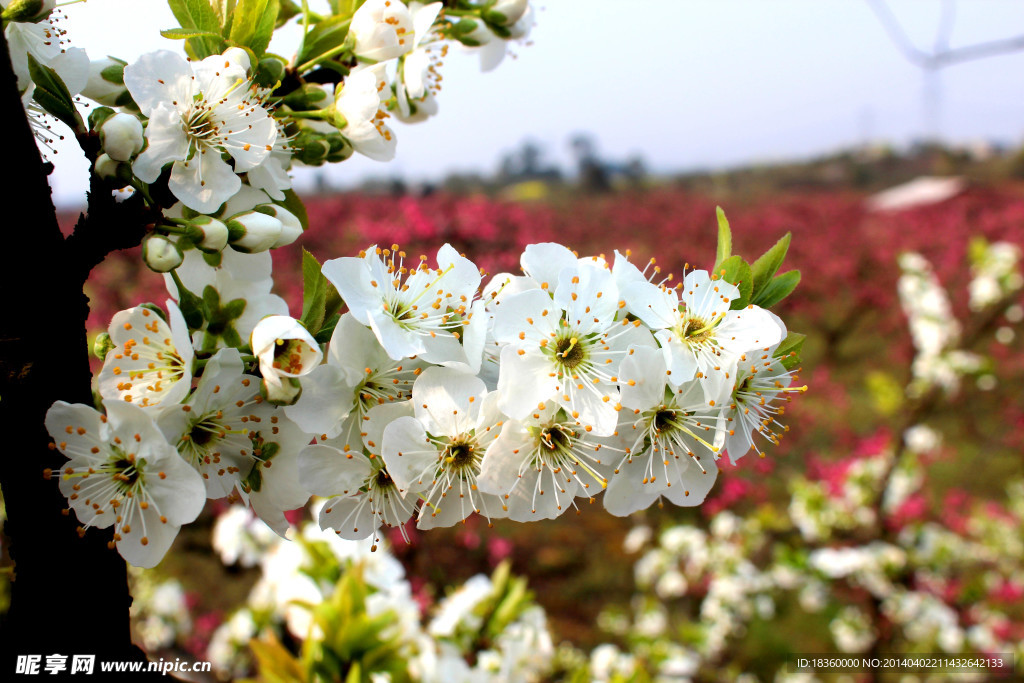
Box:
left=189, top=216, right=229, bottom=253
left=94, top=153, right=121, bottom=180
left=142, top=235, right=184, bottom=272
left=490, top=0, right=529, bottom=25
left=101, top=113, right=144, bottom=161
left=226, top=211, right=283, bottom=253
left=81, top=58, right=129, bottom=107
left=255, top=205, right=302, bottom=248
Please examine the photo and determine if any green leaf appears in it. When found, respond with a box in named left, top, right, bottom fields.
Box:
left=300, top=248, right=328, bottom=335
left=167, top=0, right=226, bottom=58
left=99, top=60, right=126, bottom=85
left=717, top=255, right=752, bottom=310
left=27, top=54, right=82, bottom=132
left=774, top=332, right=805, bottom=370
left=297, top=13, right=353, bottom=66
left=714, top=206, right=732, bottom=270
left=278, top=189, right=309, bottom=231
left=230, top=0, right=280, bottom=57
left=750, top=232, right=791, bottom=302
left=160, top=27, right=226, bottom=40
left=314, top=313, right=340, bottom=344
left=213, top=0, right=237, bottom=30
left=753, top=270, right=801, bottom=308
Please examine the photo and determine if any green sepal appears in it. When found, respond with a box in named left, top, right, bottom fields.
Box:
left=714, top=206, right=732, bottom=271
left=229, top=0, right=280, bottom=57
left=750, top=232, right=791, bottom=302
left=88, top=106, right=116, bottom=132
left=774, top=332, right=805, bottom=370
left=752, top=269, right=801, bottom=309
left=167, top=0, right=227, bottom=58
left=717, top=255, right=752, bottom=310
left=27, top=54, right=83, bottom=132
left=170, top=272, right=206, bottom=330
left=222, top=298, right=248, bottom=321
left=99, top=60, right=126, bottom=85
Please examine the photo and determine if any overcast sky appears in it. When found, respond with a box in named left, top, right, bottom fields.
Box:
left=44, top=0, right=1024, bottom=205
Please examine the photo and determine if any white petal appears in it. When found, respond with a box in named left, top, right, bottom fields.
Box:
left=381, top=416, right=437, bottom=494
left=411, top=367, right=486, bottom=436
left=132, top=103, right=189, bottom=183
left=285, top=365, right=355, bottom=438
left=168, top=149, right=241, bottom=214
left=520, top=243, right=576, bottom=291
left=304, top=445, right=363, bottom=500
left=122, top=50, right=193, bottom=116
left=496, top=345, right=559, bottom=420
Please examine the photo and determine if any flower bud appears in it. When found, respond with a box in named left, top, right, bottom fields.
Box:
left=188, top=216, right=229, bottom=253
left=92, top=332, right=115, bottom=360
left=94, top=153, right=122, bottom=180
left=454, top=18, right=493, bottom=46
left=81, top=57, right=130, bottom=107
left=255, top=56, right=287, bottom=89
left=1, top=0, right=55, bottom=23
left=142, top=234, right=184, bottom=272
left=487, top=0, right=529, bottom=26
left=226, top=211, right=283, bottom=253
left=100, top=113, right=144, bottom=161
left=281, top=84, right=330, bottom=111
left=255, top=205, right=303, bottom=248
left=292, top=130, right=332, bottom=166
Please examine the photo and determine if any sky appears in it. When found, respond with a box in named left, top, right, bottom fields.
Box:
left=42, top=0, right=1024, bottom=205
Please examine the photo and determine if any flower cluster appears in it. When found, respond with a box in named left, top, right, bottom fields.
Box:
left=48, top=220, right=805, bottom=566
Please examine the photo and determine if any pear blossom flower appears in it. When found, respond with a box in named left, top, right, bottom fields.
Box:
left=395, top=2, right=444, bottom=122
left=3, top=4, right=88, bottom=92
left=334, top=64, right=397, bottom=161
left=300, top=401, right=417, bottom=544
left=286, top=313, right=423, bottom=443
left=322, top=244, right=484, bottom=367
left=721, top=343, right=806, bottom=462
left=45, top=399, right=205, bottom=567
left=350, top=0, right=418, bottom=62
left=381, top=367, right=506, bottom=528
left=603, top=345, right=721, bottom=517
left=123, top=49, right=277, bottom=213
left=624, top=269, right=785, bottom=407
left=477, top=402, right=616, bottom=521
left=250, top=314, right=322, bottom=394
left=491, top=261, right=655, bottom=436
left=157, top=348, right=269, bottom=499
left=97, top=301, right=193, bottom=409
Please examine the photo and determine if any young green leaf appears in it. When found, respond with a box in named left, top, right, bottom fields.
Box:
left=167, top=0, right=226, bottom=58
left=229, top=0, right=280, bottom=57
left=750, top=232, right=791, bottom=301
left=714, top=206, right=732, bottom=270
left=297, top=13, right=354, bottom=67
left=300, top=248, right=328, bottom=335
left=277, top=189, right=310, bottom=231
left=159, top=27, right=226, bottom=40
left=752, top=270, right=801, bottom=309
left=717, top=255, right=753, bottom=310
left=27, top=54, right=82, bottom=132
left=774, top=331, right=805, bottom=370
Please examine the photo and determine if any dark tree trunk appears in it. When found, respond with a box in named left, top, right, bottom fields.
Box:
left=0, top=28, right=155, bottom=678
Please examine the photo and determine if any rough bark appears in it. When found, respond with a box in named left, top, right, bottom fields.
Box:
left=0, top=28, right=157, bottom=678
